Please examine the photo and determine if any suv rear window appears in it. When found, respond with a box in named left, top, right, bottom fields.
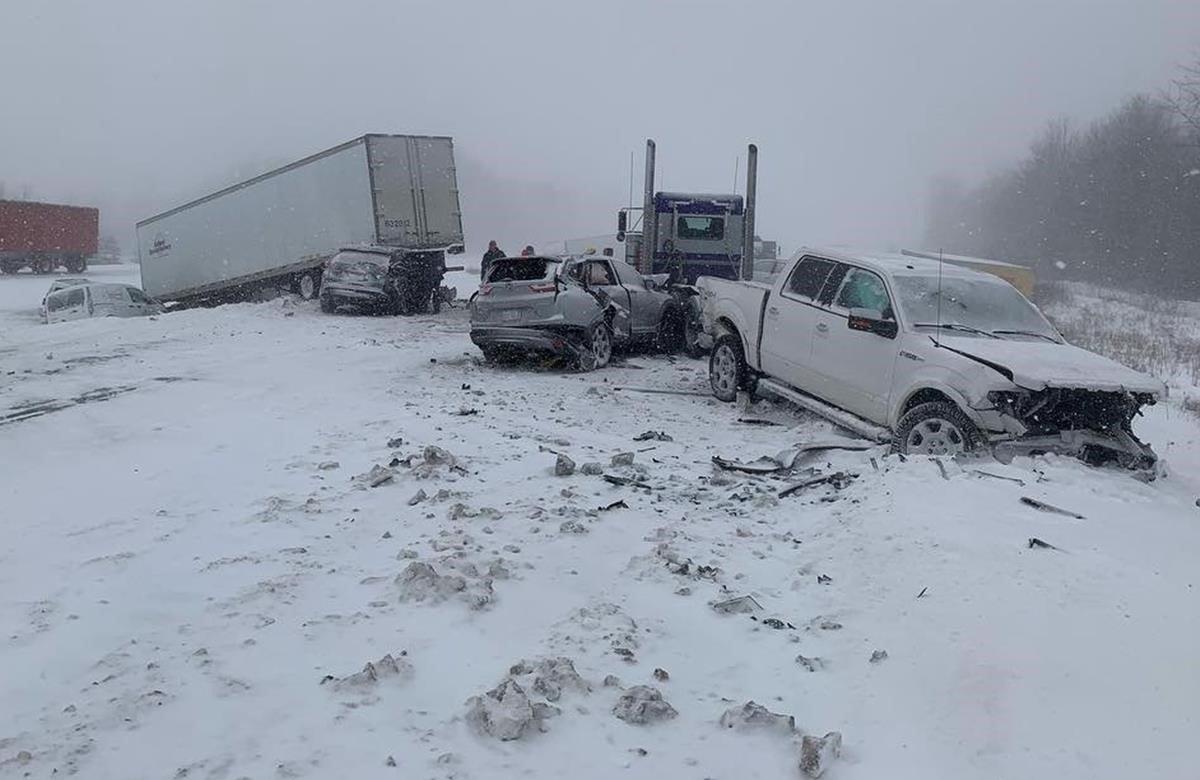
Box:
left=488, top=258, right=554, bottom=282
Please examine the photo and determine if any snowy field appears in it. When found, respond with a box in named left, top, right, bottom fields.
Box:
left=1, top=266, right=1199, bottom=779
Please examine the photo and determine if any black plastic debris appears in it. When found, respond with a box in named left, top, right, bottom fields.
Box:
left=1020, top=496, right=1085, bottom=519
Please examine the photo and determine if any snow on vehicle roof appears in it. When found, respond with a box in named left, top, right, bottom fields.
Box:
left=797, top=246, right=1000, bottom=281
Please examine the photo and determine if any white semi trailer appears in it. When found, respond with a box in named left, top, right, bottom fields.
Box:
left=137, top=134, right=464, bottom=305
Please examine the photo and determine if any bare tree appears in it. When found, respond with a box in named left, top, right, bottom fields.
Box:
left=1164, top=53, right=1200, bottom=145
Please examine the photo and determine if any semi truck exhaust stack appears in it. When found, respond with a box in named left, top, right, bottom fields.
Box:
left=640, top=139, right=657, bottom=273
left=741, top=143, right=758, bottom=281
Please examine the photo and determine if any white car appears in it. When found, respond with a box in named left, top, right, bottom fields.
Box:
left=45, top=283, right=164, bottom=324
left=39, top=277, right=91, bottom=322
left=698, top=248, right=1166, bottom=471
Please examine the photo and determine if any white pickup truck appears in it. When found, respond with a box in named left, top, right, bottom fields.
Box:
left=697, top=248, right=1166, bottom=470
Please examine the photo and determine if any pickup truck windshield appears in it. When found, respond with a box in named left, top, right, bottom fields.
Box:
left=892, top=274, right=1059, bottom=341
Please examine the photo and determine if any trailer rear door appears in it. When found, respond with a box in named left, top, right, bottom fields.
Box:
left=368, top=135, right=463, bottom=249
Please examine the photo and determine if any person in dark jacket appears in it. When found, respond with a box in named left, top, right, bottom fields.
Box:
left=481, top=240, right=505, bottom=280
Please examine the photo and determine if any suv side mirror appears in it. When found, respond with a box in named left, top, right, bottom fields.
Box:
left=848, top=308, right=898, bottom=339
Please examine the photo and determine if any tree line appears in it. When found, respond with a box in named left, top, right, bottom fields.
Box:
left=925, top=56, right=1200, bottom=299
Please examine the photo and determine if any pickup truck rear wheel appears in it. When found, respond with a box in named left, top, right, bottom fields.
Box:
left=709, top=334, right=749, bottom=402
left=893, top=401, right=980, bottom=456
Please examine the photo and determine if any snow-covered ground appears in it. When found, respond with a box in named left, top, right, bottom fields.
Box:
left=2, top=268, right=1198, bottom=779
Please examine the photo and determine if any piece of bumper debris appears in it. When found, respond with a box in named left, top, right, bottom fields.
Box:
left=1020, top=496, right=1085, bottom=520
left=633, top=430, right=673, bottom=442
left=712, top=595, right=763, bottom=615
left=778, top=471, right=857, bottom=498
left=869, top=649, right=888, bottom=664
left=453, top=408, right=479, bottom=416
left=712, top=455, right=788, bottom=474
left=598, top=500, right=628, bottom=512
left=736, top=417, right=782, bottom=426
left=1028, top=537, right=1062, bottom=551
left=359, top=465, right=395, bottom=488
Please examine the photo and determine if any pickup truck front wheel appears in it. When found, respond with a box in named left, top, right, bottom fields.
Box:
left=710, top=334, right=751, bottom=402
left=893, top=401, right=980, bottom=456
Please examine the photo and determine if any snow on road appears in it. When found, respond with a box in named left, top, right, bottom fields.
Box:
left=1, top=274, right=1198, bottom=779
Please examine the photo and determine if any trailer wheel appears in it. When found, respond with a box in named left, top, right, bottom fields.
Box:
left=296, top=271, right=320, bottom=300
left=0, top=261, right=20, bottom=275
left=65, top=257, right=86, bottom=274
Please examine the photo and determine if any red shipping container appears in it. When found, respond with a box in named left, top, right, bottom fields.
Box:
left=0, top=200, right=99, bottom=255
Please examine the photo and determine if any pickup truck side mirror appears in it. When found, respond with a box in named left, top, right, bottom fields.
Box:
left=847, top=308, right=898, bottom=339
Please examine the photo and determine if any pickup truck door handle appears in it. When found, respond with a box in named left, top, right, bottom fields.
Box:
left=767, top=306, right=780, bottom=316
left=816, top=322, right=829, bottom=333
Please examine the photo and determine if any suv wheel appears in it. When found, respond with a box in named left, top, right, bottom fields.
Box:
left=893, top=401, right=980, bottom=456
left=585, top=321, right=613, bottom=369
left=709, top=334, right=749, bottom=402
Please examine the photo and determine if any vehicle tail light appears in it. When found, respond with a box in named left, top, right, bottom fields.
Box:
left=479, top=284, right=493, bottom=296
left=528, top=281, right=557, bottom=293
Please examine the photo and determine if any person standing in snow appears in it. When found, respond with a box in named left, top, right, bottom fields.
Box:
left=481, top=240, right=505, bottom=281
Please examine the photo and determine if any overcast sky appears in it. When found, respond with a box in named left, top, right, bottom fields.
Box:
left=2, top=0, right=1198, bottom=255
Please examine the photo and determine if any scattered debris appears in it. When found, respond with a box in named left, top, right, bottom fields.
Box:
left=934, top=459, right=950, bottom=480
left=559, top=519, right=589, bottom=534
left=356, top=464, right=395, bottom=488
left=1028, top=537, right=1063, bottom=551
left=736, top=417, right=782, bottom=426
left=453, top=408, right=479, bottom=416
left=972, top=469, right=1025, bottom=485
left=603, top=474, right=654, bottom=490
left=509, top=657, right=591, bottom=702
left=385, top=756, right=396, bottom=767
left=603, top=674, right=622, bottom=688
left=816, top=574, right=832, bottom=585
left=799, top=732, right=843, bottom=778
left=755, top=617, right=794, bottom=630
left=779, top=471, right=857, bottom=498
left=719, top=701, right=796, bottom=734
left=316, top=461, right=339, bottom=471
left=712, top=595, right=762, bottom=615
left=612, top=386, right=710, bottom=397
left=613, top=685, right=678, bottom=725
left=611, top=452, right=636, bottom=466
left=634, top=430, right=673, bottom=442
left=1020, top=496, right=1085, bottom=520
left=916, top=587, right=928, bottom=598
left=554, top=454, right=577, bottom=477
left=324, top=652, right=413, bottom=691
left=580, top=462, right=605, bottom=475
left=795, top=655, right=825, bottom=672
left=465, top=679, right=540, bottom=741
left=652, top=668, right=669, bottom=682
left=598, top=499, right=628, bottom=512
left=869, top=649, right=889, bottom=664
left=407, top=489, right=427, bottom=506
left=395, top=559, right=497, bottom=610
left=386, top=436, right=404, bottom=449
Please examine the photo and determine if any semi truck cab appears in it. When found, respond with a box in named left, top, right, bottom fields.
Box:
left=618, top=192, right=745, bottom=284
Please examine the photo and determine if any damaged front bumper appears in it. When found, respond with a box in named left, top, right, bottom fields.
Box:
left=982, top=387, right=1162, bottom=475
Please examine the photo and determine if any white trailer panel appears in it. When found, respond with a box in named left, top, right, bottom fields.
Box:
left=137, top=134, right=463, bottom=302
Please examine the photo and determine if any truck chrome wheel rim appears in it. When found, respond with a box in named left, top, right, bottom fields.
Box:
left=592, top=326, right=612, bottom=366
left=712, top=344, right=737, bottom=396
left=906, top=418, right=965, bottom=456
left=299, top=274, right=316, bottom=299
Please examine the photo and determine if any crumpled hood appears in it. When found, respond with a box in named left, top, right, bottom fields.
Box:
left=936, top=336, right=1167, bottom=396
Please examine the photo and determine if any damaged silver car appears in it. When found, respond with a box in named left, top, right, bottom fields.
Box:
left=469, top=255, right=687, bottom=369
